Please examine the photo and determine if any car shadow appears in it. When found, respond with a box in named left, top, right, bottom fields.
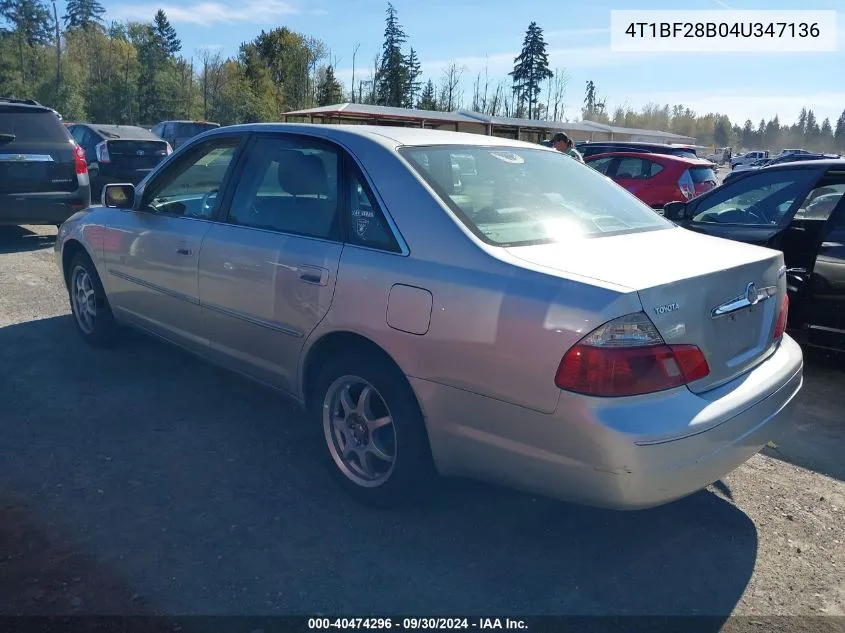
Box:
left=759, top=347, right=845, bottom=482
left=0, top=226, right=56, bottom=254
left=0, top=315, right=758, bottom=623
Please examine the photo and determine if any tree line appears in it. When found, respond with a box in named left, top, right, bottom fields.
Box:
left=2, top=0, right=844, bottom=153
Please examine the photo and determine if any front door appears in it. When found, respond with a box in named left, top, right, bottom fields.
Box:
left=102, top=135, right=243, bottom=351
left=198, top=133, right=344, bottom=395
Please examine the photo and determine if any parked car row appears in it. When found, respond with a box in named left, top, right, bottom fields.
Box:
left=1, top=98, right=221, bottom=227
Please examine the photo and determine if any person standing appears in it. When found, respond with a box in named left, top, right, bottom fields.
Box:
left=551, top=132, right=584, bottom=163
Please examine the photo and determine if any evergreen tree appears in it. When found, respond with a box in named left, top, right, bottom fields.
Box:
left=509, top=22, right=553, bottom=120
left=63, top=0, right=105, bottom=30
left=582, top=79, right=606, bottom=121
left=153, top=9, right=180, bottom=56
left=741, top=119, right=754, bottom=147
left=805, top=109, right=819, bottom=145
left=375, top=2, right=408, bottom=107
left=403, top=46, right=421, bottom=108
left=316, top=64, right=343, bottom=106
left=834, top=109, right=845, bottom=151
left=796, top=107, right=808, bottom=136
left=1, top=0, right=53, bottom=46
left=417, top=79, right=437, bottom=110
left=821, top=117, right=833, bottom=147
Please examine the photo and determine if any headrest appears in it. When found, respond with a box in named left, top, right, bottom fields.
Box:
left=276, top=151, right=328, bottom=197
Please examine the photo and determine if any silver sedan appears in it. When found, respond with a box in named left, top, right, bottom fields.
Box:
left=55, top=124, right=803, bottom=510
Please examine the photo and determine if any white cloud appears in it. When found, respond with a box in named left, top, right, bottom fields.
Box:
left=108, top=0, right=298, bottom=25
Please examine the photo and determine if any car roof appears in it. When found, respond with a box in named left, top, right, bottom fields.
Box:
left=77, top=123, right=163, bottom=140
left=0, top=99, right=54, bottom=114
left=201, top=123, right=550, bottom=150
left=577, top=140, right=678, bottom=149
left=765, top=158, right=845, bottom=170
left=585, top=151, right=710, bottom=165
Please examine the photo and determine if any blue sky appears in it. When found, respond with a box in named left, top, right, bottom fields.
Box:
left=103, top=0, right=845, bottom=126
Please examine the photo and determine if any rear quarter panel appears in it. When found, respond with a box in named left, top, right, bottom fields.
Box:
left=305, top=138, right=644, bottom=413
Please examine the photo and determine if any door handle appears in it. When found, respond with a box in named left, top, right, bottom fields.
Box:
left=176, top=247, right=192, bottom=256
left=298, top=264, right=329, bottom=286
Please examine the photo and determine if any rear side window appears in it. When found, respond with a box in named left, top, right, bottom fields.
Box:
left=174, top=122, right=219, bottom=137
left=0, top=109, right=69, bottom=144
left=689, top=167, right=716, bottom=183
left=615, top=158, right=663, bottom=179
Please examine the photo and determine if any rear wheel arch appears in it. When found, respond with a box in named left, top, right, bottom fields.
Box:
left=301, top=331, right=415, bottom=412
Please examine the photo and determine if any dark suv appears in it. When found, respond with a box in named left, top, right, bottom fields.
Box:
left=0, top=98, right=91, bottom=226
left=576, top=141, right=699, bottom=160
left=68, top=123, right=171, bottom=199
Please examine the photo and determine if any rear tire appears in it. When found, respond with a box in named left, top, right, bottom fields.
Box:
left=312, top=352, right=436, bottom=508
left=67, top=252, right=121, bottom=348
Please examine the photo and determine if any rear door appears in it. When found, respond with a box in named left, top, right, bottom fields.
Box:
left=806, top=200, right=845, bottom=349
left=198, top=132, right=344, bottom=395
left=611, top=156, right=666, bottom=207
left=0, top=105, right=76, bottom=195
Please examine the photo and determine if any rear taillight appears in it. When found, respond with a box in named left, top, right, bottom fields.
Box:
left=678, top=170, right=695, bottom=200
left=165, top=142, right=173, bottom=155
left=554, top=312, right=710, bottom=397
left=73, top=144, right=87, bottom=175
left=95, top=141, right=110, bottom=163
left=774, top=294, right=789, bottom=341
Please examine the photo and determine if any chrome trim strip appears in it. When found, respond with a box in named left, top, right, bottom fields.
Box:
left=711, top=282, right=777, bottom=318
left=807, top=324, right=845, bottom=334
left=108, top=269, right=199, bottom=305
left=0, top=153, right=55, bottom=162
left=201, top=301, right=303, bottom=338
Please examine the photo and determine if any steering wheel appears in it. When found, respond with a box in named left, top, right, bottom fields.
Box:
left=744, top=203, right=770, bottom=224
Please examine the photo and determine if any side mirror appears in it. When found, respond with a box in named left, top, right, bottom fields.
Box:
left=663, top=200, right=688, bottom=222
left=102, top=183, right=136, bottom=209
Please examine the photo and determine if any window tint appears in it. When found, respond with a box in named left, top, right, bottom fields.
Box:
left=794, top=182, right=845, bottom=221
left=346, top=169, right=400, bottom=252
left=0, top=110, right=69, bottom=143
left=587, top=157, right=614, bottom=175
left=142, top=137, right=239, bottom=218
left=691, top=169, right=818, bottom=226
left=615, top=158, right=662, bottom=180
left=689, top=167, right=716, bottom=183
left=400, top=145, right=671, bottom=246
left=70, top=126, right=85, bottom=144
left=174, top=122, right=219, bottom=137
left=227, top=135, right=340, bottom=240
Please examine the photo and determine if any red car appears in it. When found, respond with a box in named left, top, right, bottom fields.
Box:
left=585, top=152, right=718, bottom=209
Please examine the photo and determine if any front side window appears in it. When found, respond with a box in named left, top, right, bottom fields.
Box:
left=400, top=145, right=671, bottom=246
left=141, top=137, right=240, bottom=218
left=691, top=169, right=818, bottom=226
left=227, top=135, right=341, bottom=241
left=587, top=157, right=614, bottom=175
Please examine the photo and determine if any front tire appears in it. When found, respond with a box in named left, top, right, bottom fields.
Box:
left=312, top=353, right=436, bottom=508
left=67, top=252, right=121, bottom=348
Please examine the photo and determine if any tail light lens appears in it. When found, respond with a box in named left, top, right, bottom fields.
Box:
left=165, top=142, right=173, bottom=155
left=555, top=312, right=710, bottom=397
left=774, top=294, right=789, bottom=341
left=678, top=170, right=695, bottom=200
left=95, top=141, right=110, bottom=163
left=73, top=144, right=87, bottom=175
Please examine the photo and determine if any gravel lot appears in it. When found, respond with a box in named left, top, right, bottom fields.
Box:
left=1, top=225, right=844, bottom=627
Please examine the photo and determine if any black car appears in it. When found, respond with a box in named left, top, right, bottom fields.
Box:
left=576, top=141, right=699, bottom=160
left=722, top=153, right=840, bottom=185
left=663, top=159, right=845, bottom=351
left=0, top=97, right=91, bottom=227
left=67, top=123, right=172, bottom=199
left=151, top=120, right=221, bottom=151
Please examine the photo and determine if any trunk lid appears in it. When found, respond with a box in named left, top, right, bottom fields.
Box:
left=0, top=108, right=77, bottom=194
left=106, top=139, right=169, bottom=172
left=505, top=227, right=786, bottom=393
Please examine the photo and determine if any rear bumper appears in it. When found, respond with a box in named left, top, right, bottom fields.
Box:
left=0, top=190, right=90, bottom=225
left=414, top=335, right=803, bottom=510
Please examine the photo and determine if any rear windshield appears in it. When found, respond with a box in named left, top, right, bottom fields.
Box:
left=173, top=122, right=219, bottom=137
left=689, top=167, right=716, bottom=183
left=400, top=145, right=671, bottom=246
left=0, top=109, right=69, bottom=144
left=670, top=149, right=698, bottom=159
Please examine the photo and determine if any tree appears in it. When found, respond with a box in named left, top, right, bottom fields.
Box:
left=834, top=109, right=845, bottom=152
left=548, top=68, right=568, bottom=121
left=509, top=21, right=553, bottom=120
left=153, top=9, right=180, bottom=56
left=315, top=64, right=343, bottom=106
left=1, top=0, right=54, bottom=90
left=375, top=2, right=408, bottom=107
left=714, top=115, right=732, bottom=147
left=437, top=61, right=463, bottom=111
left=582, top=79, right=607, bottom=121
left=417, top=78, right=436, bottom=110
left=403, top=46, right=421, bottom=108
left=63, top=0, right=105, bottom=30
